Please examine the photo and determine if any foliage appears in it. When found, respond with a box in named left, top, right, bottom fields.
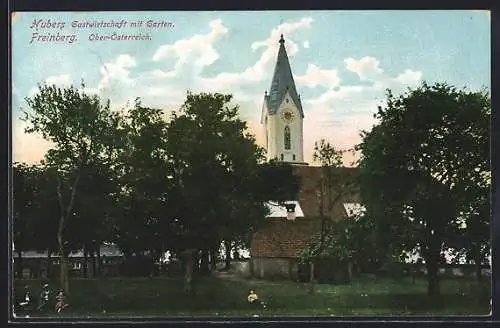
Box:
left=165, top=92, right=267, bottom=250
left=300, top=139, right=357, bottom=262
left=356, top=82, right=490, bottom=295
left=22, top=82, right=120, bottom=293
left=111, top=98, right=172, bottom=259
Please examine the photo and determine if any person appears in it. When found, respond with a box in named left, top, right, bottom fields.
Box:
left=247, top=289, right=266, bottom=309
left=19, top=285, right=32, bottom=310
left=54, top=290, right=69, bottom=313
left=37, top=283, right=50, bottom=311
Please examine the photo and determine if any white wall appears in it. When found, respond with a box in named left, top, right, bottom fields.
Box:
left=265, top=91, right=304, bottom=162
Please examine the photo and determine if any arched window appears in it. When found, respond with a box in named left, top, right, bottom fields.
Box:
left=284, top=126, right=291, bottom=150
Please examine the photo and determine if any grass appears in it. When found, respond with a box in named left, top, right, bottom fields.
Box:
left=12, top=275, right=491, bottom=318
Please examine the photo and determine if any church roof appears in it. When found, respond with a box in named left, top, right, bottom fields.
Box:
left=264, top=35, right=304, bottom=118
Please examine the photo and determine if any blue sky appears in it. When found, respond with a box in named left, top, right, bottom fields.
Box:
left=11, top=10, right=490, bottom=165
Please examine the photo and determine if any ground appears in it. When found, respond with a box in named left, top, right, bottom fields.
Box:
left=13, top=273, right=491, bottom=318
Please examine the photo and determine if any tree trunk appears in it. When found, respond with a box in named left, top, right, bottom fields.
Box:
left=83, top=246, right=88, bottom=278
left=209, top=248, right=217, bottom=272
left=193, top=250, right=200, bottom=273
left=475, top=246, right=482, bottom=282
left=55, top=171, right=81, bottom=296
left=200, top=249, right=210, bottom=275
left=308, top=261, right=315, bottom=294
left=91, top=250, right=97, bottom=278
left=425, top=251, right=440, bottom=297
left=57, top=230, right=70, bottom=295
left=46, top=250, right=52, bottom=279
left=182, top=249, right=196, bottom=293
left=224, top=240, right=232, bottom=270
left=96, top=242, right=101, bottom=277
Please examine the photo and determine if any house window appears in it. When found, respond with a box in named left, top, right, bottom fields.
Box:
left=284, top=126, right=291, bottom=150
left=280, top=154, right=284, bottom=161
left=72, top=262, right=81, bottom=270
left=53, top=260, right=60, bottom=265
left=293, top=154, right=296, bottom=160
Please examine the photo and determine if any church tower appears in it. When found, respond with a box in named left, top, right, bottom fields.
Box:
left=261, top=34, right=305, bottom=164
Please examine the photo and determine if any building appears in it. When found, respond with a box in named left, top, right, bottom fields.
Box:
left=261, top=34, right=306, bottom=165
left=12, top=244, right=124, bottom=279
left=250, top=35, right=361, bottom=280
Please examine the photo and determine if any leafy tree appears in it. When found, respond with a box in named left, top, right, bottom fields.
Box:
left=356, top=82, right=490, bottom=296
left=110, top=99, right=171, bottom=266
left=166, top=92, right=268, bottom=292
left=22, top=83, right=119, bottom=294
left=70, top=160, right=121, bottom=277
left=13, top=163, right=38, bottom=277
left=299, top=139, right=357, bottom=292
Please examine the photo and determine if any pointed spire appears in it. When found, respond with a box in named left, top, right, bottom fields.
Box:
left=279, top=34, right=285, bottom=44
left=264, top=34, right=304, bottom=118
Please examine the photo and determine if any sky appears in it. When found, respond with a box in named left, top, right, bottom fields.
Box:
left=11, top=10, right=491, bottom=166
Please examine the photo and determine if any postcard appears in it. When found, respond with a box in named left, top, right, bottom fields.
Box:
left=10, top=10, right=492, bottom=320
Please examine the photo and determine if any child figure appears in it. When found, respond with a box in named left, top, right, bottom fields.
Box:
left=37, top=283, right=50, bottom=311
left=247, top=289, right=266, bottom=309
left=19, top=285, right=31, bottom=306
left=54, top=290, right=69, bottom=313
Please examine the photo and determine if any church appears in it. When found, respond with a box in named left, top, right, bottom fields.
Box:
left=249, top=35, right=361, bottom=281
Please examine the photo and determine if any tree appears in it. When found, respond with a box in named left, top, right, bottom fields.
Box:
left=165, top=92, right=268, bottom=292
left=22, top=83, right=119, bottom=294
left=356, top=82, right=490, bottom=296
left=70, top=160, right=120, bottom=277
left=111, top=98, right=172, bottom=266
left=13, top=163, right=38, bottom=277
left=299, top=139, right=357, bottom=292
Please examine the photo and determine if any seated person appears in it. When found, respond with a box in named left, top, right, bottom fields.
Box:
left=247, top=289, right=266, bottom=308
left=54, top=290, right=69, bottom=313
left=19, top=286, right=31, bottom=307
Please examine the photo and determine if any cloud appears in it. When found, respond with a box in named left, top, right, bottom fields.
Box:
left=296, top=64, right=340, bottom=88
left=345, top=56, right=384, bottom=81
left=395, top=69, right=423, bottom=85
left=153, top=19, right=228, bottom=71
left=98, top=54, right=137, bottom=90
left=45, top=74, right=73, bottom=86
left=199, top=17, right=313, bottom=89
left=27, top=74, right=75, bottom=97
left=304, top=58, right=422, bottom=165
left=303, top=41, right=310, bottom=49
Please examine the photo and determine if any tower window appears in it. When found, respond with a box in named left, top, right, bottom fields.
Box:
left=286, top=98, right=289, bottom=103
left=280, top=154, right=284, bottom=161
left=284, top=126, right=291, bottom=150
left=293, top=154, right=296, bottom=160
